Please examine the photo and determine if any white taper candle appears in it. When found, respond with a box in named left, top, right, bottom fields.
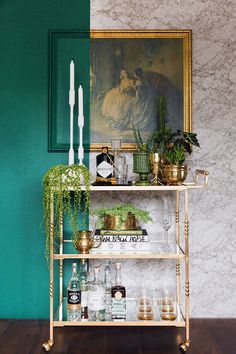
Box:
left=78, top=85, right=84, bottom=165
left=69, top=59, right=75, bottom=165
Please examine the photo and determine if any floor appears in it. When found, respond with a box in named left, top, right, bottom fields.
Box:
left=0, top=319, right=235, bottom=354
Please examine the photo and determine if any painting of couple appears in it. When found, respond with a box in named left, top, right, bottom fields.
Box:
left=90, top=33, right=188, bottom=148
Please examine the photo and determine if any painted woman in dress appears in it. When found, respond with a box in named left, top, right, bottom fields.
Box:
left=101, top=69, right=136, bottom=128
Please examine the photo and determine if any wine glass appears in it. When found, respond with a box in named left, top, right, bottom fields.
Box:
left=159, top=194, right=172, bottom=251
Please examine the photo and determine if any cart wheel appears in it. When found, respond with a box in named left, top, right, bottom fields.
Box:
left=179, top=340, right=190, bottom=353
left=42, top=340, right=54, bottom=352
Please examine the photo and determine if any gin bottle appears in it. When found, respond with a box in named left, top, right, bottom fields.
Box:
left=96, top=146, right=114, bottom=180
left=79, top=259, right=88, bottom=321
left=111, top=262, right=126, bottom=321
left=88, top=266, right=105, bottom=321
left=67, top=263, right=81, bottom=321
left=104, top=265, right=112, bottom=321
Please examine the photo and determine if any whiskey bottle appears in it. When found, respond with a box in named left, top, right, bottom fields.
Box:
left=96, top=146, right=114, bottom=181
left=67, top=263, right=81, bottom=321
left=79, top=260, right=88, bottom=321
left=88, top=266, right=105, bottom=321
left=111, top=262, right=126, bottom=321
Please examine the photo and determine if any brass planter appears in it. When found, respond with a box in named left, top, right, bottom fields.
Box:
left=73, top=230, right=103, bottom=254
left=104, top=213, right=137, bottom=230
left=162, top=165, right=188, bottom=185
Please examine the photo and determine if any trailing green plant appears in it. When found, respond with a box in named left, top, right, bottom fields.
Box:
left=92, top=203, right=152, bottom=229
left=43, top=164, right=90, bottom=261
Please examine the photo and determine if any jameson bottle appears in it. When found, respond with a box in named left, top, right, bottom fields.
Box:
left=67, top=263, right=81, bottom=321
left=96, top=146, right=114, bottom=180
left=111, top=262, right=126, bottom=321
left=79, top=260, right=88, bottom=321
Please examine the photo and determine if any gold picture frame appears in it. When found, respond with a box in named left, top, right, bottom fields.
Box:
left=90, top=29, right=192, bottom=151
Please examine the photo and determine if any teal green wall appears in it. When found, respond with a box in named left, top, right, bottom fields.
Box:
left=0, top=1, right=90, bottom=318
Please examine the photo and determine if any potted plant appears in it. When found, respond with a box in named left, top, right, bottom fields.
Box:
left=162, top=130, right=200, bottom=184
left=132, top=122, right=151, bottom=186
left=42, top=164, right=90, bottom=261
left=92, top=203, right=152, bottom=231
left=147, top=96, right=172, bottom=184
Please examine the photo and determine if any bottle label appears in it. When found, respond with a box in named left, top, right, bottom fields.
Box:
left=88, top=288, right=105, bottom=311
left=112, top=291, right=126, bottom=318
left=97, top=160, right=113, bottom=178
left=68, top=290, right=81, bottom=309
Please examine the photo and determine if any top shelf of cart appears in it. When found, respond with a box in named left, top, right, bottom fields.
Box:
left=50, top=170, right=208, bottom=192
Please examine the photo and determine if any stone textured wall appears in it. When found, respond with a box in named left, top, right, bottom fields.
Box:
left=90, top=0, right=236, bottom=317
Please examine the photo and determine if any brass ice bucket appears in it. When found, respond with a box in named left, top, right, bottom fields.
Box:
left=162, top=165, right=188, bottom=185
left=73, top=230, right=103, bottom=254
left=103, top=213, right=137, bottom=230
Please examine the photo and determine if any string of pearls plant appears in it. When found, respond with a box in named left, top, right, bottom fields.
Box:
left=43, top=164, right=90, bottom=261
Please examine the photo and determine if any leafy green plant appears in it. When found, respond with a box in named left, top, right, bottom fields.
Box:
left=163, top=130, right=200, bottom=165
left=164, top=144, right=185, bottom=165
left=92, top=203, right=152, bottom=229
left=43, top=164, right=90, bottom=261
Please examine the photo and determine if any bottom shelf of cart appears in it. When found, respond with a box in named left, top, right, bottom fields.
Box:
left=53, top=320, right=185, bottom=327
left=54, top=298, right=185, bottom=327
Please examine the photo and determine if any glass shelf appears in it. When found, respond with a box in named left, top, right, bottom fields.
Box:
left=54, top=298, right=185, bottom=328
left=53, top=241, right=185, bottom=260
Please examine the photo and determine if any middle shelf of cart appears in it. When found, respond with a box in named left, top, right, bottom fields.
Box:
left=53, top=241, right=185, bottom=260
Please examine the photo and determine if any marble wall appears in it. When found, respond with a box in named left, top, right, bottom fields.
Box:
left=90, top=0, right=236, bottom=317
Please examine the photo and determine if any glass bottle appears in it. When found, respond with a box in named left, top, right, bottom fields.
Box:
left=67, top=263, right=81, bottom=321
left=96, top=146, right=114, bottom=180
left=88, top=266, right=105, bottom=321
left=104, top=265, right=112, bottom=321
left=79, top=259, right=88, bottom=321
left=111, top=262, right=126, bottom=321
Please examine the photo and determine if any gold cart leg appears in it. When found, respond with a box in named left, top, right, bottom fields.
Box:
left=59, top=209, right=63, bottom=320
left=176, top=191, right=180, bottom=304
left=179, top=190, right=191, bottom=352
left=43, top=192, right=54, bottom=352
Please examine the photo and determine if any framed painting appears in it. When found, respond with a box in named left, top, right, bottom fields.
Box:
left=48, top=30, right=191, bottom=152
left=90, top=30, right=191, bottom=151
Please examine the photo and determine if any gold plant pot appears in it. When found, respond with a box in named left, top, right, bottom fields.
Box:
left=162, top=165, right=188, bottom=185
left=103, top=213, right=137, bottom=230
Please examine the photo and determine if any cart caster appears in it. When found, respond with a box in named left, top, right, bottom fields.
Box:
left=179, top=340, right=191, bottom=353
left=42, top=340, right=54, bottom=352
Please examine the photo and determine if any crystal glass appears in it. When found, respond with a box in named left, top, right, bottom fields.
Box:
left=137, top=288, right=154, bottom=321
left=158, top=288, right=176, bottom=321
left=159, top=194, right=172, bottom=251
left=114, top=155, right=127, bottom=184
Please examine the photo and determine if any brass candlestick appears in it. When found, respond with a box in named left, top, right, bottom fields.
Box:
left=149, top=153, right=161, bottom=185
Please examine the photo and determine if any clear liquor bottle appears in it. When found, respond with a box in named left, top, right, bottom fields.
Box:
left=96, top=146, right=114, bottom=180
left=104, top=265, right=112, bottom=321
left=111, top=262, right=126, bottom=321
left=67, top=263, right=81, bottom=321
left=79, top=259, right=88, bottom=321
left=88, top=266, right=105, bottom=321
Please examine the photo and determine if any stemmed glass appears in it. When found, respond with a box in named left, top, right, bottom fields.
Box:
left=159, top=194, right=172, bottom=251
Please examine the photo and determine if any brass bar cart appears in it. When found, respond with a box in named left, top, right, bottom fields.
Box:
left=42, top=169, right=208, bottom=353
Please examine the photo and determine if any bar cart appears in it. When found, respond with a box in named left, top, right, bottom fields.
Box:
left=42, top=169, right=208, bottom=353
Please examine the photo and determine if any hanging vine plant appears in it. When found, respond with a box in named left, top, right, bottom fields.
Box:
left=43, top=164, right=90, bottom=261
